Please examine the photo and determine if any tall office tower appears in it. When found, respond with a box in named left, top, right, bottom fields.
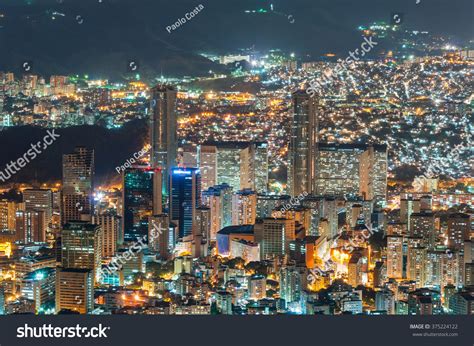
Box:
left=240, top=142, right=269, bottom=193
left=15, top=210, right=46, bottom=243
left=231, top=189, right=257, bottom=225
left=92, top=214, right=121, bottom=259
left=375, top=289, right=395, bottom=314
left=254, top=218, right=295, bottom=258
left=386, top=235, right=404, bottom=279
left=193, top=207, right=210, bottom=258
left=56, top=268, right=94, bottom=314
left=122, top=166, right=162, bottom=242
left=61, top=147, right=94, bottom=224
left=170, top=167, right=201, bottom=239
left=248, top=275, right=266, bottom=300
left=313, top=143, right=388, bottom=198
left=20, top=267, right=55, bottom=313
left=215, top=142, right=248, bottom=190
left=149, top=214, right=171, bottom=259
left=359, top=145, right=388, bottom=205
left=23, top=189, right=53, bottom=233
left=197, top=145, right=218, bottom=192
left=150, top=85, right=178, bottom=197
left=400, top=197, right=420, bottom=230
left=288, top=91, right=319, bottom=197
left=0, top=200, right=20, bottom=231
left=202, top=184, right=233, bottom=240
left=279, top=265, right=303, bottom=310
left=61, top=221, right=101, bottom=282
left=182, top=144, right=198, bottom=167
left=407, top=242, right=427, bottom=288
left=410, top=212, right=436, bottom=250
left=447, top=213, right=470, bottom=250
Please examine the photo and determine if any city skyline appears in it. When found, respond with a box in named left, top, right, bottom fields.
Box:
left=0, top=0, right=473, bottom=322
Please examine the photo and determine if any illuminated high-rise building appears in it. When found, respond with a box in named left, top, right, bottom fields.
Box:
left=122, top=166, right=162, bottom=242
left=92, top=214, right=121, bottom=259
left=400, top=197, right=420, bottom=231
left=410, top=212, right=436, bottom=250
left=61, top=147, right=94, bottom=224
left=150, top=85, right=178, bottom=197
left=407, top=241, right=427, bottom=288
left=215, top=142, right=248, bottom=190
left=386, top=235, right=403, bottom=279
left=15, top=210, right=46, bottom=244
left=232, top=189, right=257, bottom=225
left=182, top=144, right=198, bottom=167
left=279, top=265, right=303, bottom=310
left=240, top=142, right=269, bottom=193
left=254, top=218, right=295, bottom=258
left=197, top=145, right=217, bottom=192
left=288, top=91, right=319, bottom=196
left=23, top=189, right=53, bottom=233
left=170, top=167, right=201, bottom=239
left=447, top=213, right=470, bottom=250
left=359, top=145, right=388, bottom=205
left=61, top=221, right=101, bottom=282
left=20, top=267, right=55, bottom=313
left=56, top=268, right=94, bottom=314
left=0, top=199, right=20, bottom=231
left=314, top=143, right=387, bottom=198
left=202, top=184, right=232, bottom=240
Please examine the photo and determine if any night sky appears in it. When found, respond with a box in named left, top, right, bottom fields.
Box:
left=0, top=0, right=472, bottom=77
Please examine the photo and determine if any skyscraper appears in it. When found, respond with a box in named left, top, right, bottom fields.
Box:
left=447, top=213, right=470, bottom=250
left=23, top=189, right=53, bottom=235
left=232, top=189, right=257, bottom=226
left=240, top=142, right=269, bottom=193
left=202, top=183, right=233, bottom=240
left=215, top=142, right=248, bottom=190
left=56, top=268, right=94, bottom=314
left=122, top=166, right=162, bottom=242
left=254, top=218, right=295, bottom=258
left=15, top=210, right=46, bottom=243
left=92, top=214, right=121, bottom=259
left=386, top=235, right=404, bottom=279
left=170, top=167, right=201, bottom=239
left=313, top=143, right=387, bottom=199
left=197, top=145, right=217, bottom=192
left=288, top=91, right=319, bottom=196
left=61, top=147, right=94, bottom=224
left=150, top=85, right=178, bottom=197
left=61, top=221, right=101, bottom=282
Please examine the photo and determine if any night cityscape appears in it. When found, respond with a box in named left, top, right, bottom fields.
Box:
left=0, top=0, right=473, bottom=327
